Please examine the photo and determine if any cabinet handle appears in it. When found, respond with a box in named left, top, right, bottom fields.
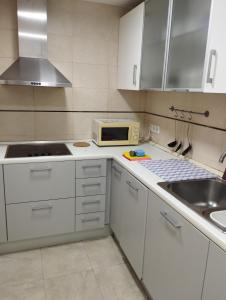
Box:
left=82, top=183, right=101, bottom=187
left=81, top=217, right=100, bottom=223
left=207, top=49, right=217, bottom=86
left=160, top=210, right=181, bottom=229
left=32, top=205, right=53, bottom=211
left=30, top=167, right=52, bottom=172
left=112, top=166, right=122, bottom=175
left=82, top=200, right=101, bottom=206
left=82, top=165, right=101, bottom=169
left=126, top=180, right=139, bottom=192
left=133, top=65, right=137, bottom=86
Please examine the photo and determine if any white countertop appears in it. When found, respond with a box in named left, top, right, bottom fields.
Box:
left=0, top=140, right=225, bottom=251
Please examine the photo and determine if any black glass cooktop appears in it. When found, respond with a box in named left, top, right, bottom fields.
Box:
left=5, top=143, right=72, bottom=158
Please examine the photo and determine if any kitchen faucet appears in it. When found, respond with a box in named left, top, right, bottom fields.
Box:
left=219, top=151, right=226, bottom=180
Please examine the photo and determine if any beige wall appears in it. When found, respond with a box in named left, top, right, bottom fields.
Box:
left=0, top=0, right=145, bottom=141
left=145, top=91, right=226, bottom=172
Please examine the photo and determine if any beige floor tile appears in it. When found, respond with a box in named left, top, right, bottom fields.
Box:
left=0, top=280, right=46, bottom=300
left=83, top=236, right=124, bottom=272
left=45, top=270, right=104, bottom=300
left=41, top=242, right=92, bottom=279
left=95, top=264, right=145, bottom=300
left=0, top=250, right=42, bottom=286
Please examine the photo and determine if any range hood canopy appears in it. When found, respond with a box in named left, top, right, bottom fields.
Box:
left=0, top=0, right=72, bottom=88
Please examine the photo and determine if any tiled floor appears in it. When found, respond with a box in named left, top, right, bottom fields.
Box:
left=0, top=236, right=146, bottom=300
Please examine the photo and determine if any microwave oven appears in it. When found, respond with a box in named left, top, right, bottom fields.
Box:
left=92, top=119, right=140, bottom=146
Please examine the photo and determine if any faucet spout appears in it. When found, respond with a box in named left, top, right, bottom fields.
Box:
left=219, top=151, right=226, bottom=163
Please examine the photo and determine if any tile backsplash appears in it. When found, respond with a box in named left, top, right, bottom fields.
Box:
left=0, top=0, right=145, bottom=141
left=145, top=92, right=226, bottom=173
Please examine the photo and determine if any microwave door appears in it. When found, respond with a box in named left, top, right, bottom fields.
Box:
left=101, top=127, right=129, bottom=141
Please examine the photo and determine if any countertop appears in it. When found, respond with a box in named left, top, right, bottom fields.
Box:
left=0, top=140, right=225, bottom=251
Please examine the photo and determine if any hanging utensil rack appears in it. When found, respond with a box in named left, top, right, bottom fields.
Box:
left=169, top=106, right=209, bottom=118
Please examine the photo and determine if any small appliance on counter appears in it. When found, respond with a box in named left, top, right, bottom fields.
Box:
left=92, top=119, right=140, bottom=146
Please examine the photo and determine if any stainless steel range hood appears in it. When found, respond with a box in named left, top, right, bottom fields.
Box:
left=0, top=0, right=72, bottom=88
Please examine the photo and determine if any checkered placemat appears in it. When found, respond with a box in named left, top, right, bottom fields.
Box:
left=139, top=159, right=216, bottom=182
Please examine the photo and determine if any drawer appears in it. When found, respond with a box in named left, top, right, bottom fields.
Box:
left=76, top=177, right=106, bottom=197
left=76, top=159, right=107, bottom=178
left=4, top=161, right=75, bottom=204
left=76, top=195, right=105, bottom=214
left=7, top=198, right=75, bottom=241
left=76, top=212, right=105, bottom=232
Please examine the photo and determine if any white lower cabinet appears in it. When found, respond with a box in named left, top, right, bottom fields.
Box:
left=142, top=190, right=209, bottom=300
left=202, top=242, right=226, bottom=300
left=0, top=166, right=7, bottom=243
left=110, top=162, right=148, bottom=279
left=110, top=162, right=125, bottom=243
left=7, top=198, right=75, bottom=241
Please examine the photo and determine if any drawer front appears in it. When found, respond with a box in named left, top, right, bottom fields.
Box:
left=76, top=159, right=107, bottom=178
left=76, top=212, right=105, bottom=232
left=7, top=198, right=75, bottom=241
left=4, top=161, right=75, bottom=204
left=76, top=177, right=106, bottom=197
left=76, top=195, right=105, bottom=214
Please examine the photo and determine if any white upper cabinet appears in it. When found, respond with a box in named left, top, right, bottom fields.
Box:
left=166, top=0, right=212, bottom=91
left=117, top=2, right=144, bottom=90
left=140, top=0, right=170, bottom=90
left=118, top=0, right=226, bottom=93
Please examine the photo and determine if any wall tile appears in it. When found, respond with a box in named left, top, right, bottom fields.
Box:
left=48, top=6, right=73, bottom=36
left=0, top=0, right=17, bottom=30
left=0, top=112, right=35, bottom=141
left=73, top=36, right=109, bottom=65
left=73, top=88, right=108, bottom=111
left=73, top=63, right=109, bottom=89
left=48, top=34, right=73, bottom=62
left=0, top=29, right=18, bottom=58
left=34, top=87, right=73, bottom=111
left=108, top=90, right=145, bottom=112
left=0, top=86, right=34, bottom=110
left=191, top=124, right=224, bottom=171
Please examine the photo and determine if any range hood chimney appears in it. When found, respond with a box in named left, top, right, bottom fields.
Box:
left=0, top=0, right=72, bottom=88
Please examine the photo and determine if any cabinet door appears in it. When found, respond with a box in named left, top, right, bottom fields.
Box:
left=117, top=2, right=144, bottom=90
left=203, top=1, right=226, bottom=93
left=166, top=0, right=211, bottom=90
left=0, top=166, right=7, bottom=243
left=140, top=0, right=170, bottom=90
left=202, top=242, right=226, bottom=300
left=110, top=162, right=125, bottom=243
left=4, top=161, right=75, bottom=204
left=120, top=170, right=148, bottom=279
left=143, top=190, right=209, bottom=300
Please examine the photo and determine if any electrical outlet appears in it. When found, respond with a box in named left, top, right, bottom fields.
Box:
left=150, top=124, right=160, bottom=134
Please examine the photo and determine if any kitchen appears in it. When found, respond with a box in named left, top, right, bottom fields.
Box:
left=0, top=0, right=226, bottom=299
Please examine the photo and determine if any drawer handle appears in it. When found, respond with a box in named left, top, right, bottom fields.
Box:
left=112, top=166, right=122, bottom=175
left=81, top=217, right=100, bottom=223
left=160, top=210, right=181, bottom=229
left=82, top=165, right=101, bottom=169
left=32, top=205, right=53, bottom=211
left=126, top=180, right=139, bottom=192
left=30, top=167, right=52, bottom=172
left=82, top=200, right=101, bottom=206
left=82, top=183, right=101, bottom=187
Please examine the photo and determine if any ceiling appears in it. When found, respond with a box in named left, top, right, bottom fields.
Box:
left=83, top=0, right=141, bottom=7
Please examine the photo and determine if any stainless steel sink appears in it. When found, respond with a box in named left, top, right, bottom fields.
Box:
left=158, top=178, right=226, bottom=231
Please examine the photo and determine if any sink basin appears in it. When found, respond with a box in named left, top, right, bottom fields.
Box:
left=158, top=178, right=226, bottom=231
